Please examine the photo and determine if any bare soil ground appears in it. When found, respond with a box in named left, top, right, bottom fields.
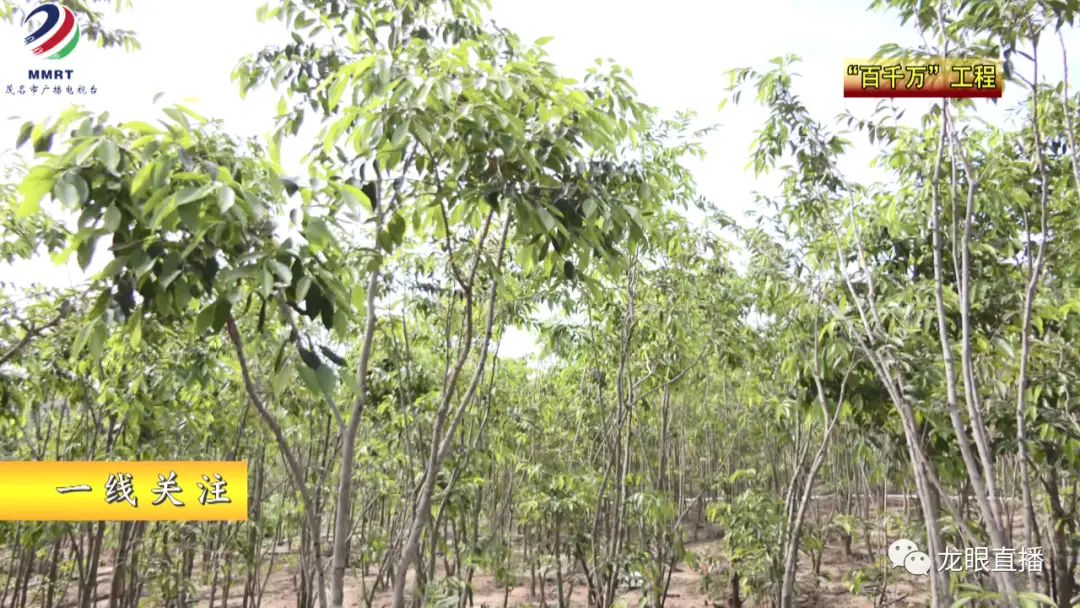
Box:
left=188, top=496, right=1053, bottom=606
left=23, top=524, right=924, bottom=607
left=8, top=502, right=945, bottom=607
left=208, top=521, right=930, bottom=608
left=225, top=535, right=927, bottom=608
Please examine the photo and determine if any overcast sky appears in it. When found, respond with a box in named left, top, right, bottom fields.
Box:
left=2, top=0, right=1077, bottom=357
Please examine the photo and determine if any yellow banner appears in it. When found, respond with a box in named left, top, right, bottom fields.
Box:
left=843, top=57, right=1004, bottom=98
left=0, top=461, right=247, bottom=521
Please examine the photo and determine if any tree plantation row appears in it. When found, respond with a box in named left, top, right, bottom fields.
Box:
left=1, top=0, right=1079, bottom=607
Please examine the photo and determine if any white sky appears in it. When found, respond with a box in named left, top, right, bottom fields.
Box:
left=1, top=0, right=1077, bottom=358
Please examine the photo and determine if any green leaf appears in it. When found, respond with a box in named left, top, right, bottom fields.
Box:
left=319, top=345, right=346, bottom=366
left=296, top=275, right=312, bottom=301
left=177, top=202, right=201, bottom=231
left=174, top=104, right=207, bottom=124
left=131, top=161, right=155, bottom=196
left=211, top=300, right=231, bottom=332
left=315, top=364, right=337, bottom=398
left=269, top=129, right=283, bottom=166
left=103, top=205, right=122, bottom=232
left=70, top=174, right=89, bottom=204
left=414, top=123, right=432, bottom=146
left=195, top=302, right=217, bottom=334
left=1015, top=592, right=1056, bottom=606
left=583, top=197, right=598, bottom=219
left=76, top=239, right=96, bottom=270
left=269, top=259, right=293, bottom=284
left=342, top=55, right=376, bottom=77
left=129, top=314, right=143, bottom=348
left=217, top=185, right=236, bottom=214
left=328, top=77, right=347, bottom=111
left=537, top=208, right=556, bottom=233
left=175, top=184, right=215, bottom=206
left=391, top=120, right=410, bottom=147
left=33, top=131, right=53, bottom=153
left=298, top=346, right=322, bottom=370
left=305, top=217, right=332, bottom=249
left=15, top=121, right=34, bottom=149
left=71, top=320, right=96, bottom=359
left=98, top=257, right=127, bottom=279
left=297, top=362, right=321, bottom=395
left=121, top=121, right=161, bottom=134
left=18, top=167, right=58, bottom=218
left=388, top=213, right=406, bottom=245
left=341, top=184, right=371, bottom=211
left=334, top=308, right=349, bottom=341
left=149, top=195, right=179, bottom=229
left=260, top=268, right=274, bottom=298
left=89, top=322, right=107, bottom=362
left=53, top=180, right=80, bottom=207
left=272, top=364, right=292, bottom=397
left=320, top=296, right=334, bottom=330
left=100, top=139, right=120, bottom=172
left=377, top=229, right=394, bottom=252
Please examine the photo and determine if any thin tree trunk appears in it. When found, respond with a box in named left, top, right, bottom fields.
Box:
left=330, top=259, right=382, bottom=608
left=780, top=359, right=850, bottom=608
left=391, top=215, right=510, bottom=608
left=225, top=316, right=329, bottom=608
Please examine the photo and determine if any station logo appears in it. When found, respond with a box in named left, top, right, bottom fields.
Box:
left=23, top=3, right=80, bottom=60
left=4, top=3, right=100, bottom=98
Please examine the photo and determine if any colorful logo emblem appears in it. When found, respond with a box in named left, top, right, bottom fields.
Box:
left=23, top=3, right=80, bottom=60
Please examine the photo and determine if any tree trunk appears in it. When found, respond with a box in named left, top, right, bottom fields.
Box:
left=780, top=363, right=847, bottom=608
left=330, top=263, right=382, bottom=608
left=392, top=216, right=509, bottom=608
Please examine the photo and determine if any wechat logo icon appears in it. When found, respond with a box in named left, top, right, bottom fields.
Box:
left=888, top=538, right=932, bottom=576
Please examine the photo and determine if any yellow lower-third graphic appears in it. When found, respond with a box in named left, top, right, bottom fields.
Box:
left=0, top=461, right=247, bottom=521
